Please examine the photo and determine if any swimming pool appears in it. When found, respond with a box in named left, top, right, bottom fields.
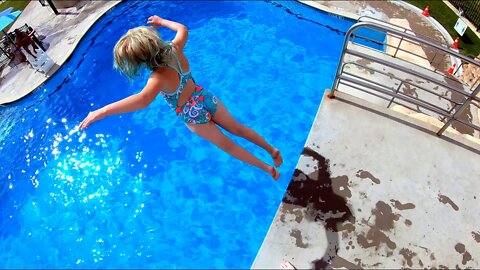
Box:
left=0, top=1, right=384, bottom=268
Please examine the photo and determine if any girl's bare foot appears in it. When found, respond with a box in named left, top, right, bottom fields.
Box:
left=271, top=148, right=283, bottom=167
left=268, top=166, right=280, bottom=180
left=280, top=260, right=296, bottom=269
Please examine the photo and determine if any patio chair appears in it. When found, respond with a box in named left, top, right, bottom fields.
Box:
left=21, top=45, right=55, bottom=75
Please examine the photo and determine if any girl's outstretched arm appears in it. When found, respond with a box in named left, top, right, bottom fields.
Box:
left=147, top=15, right=188, bottom=50
left=79, top=76, right=163, bottom=130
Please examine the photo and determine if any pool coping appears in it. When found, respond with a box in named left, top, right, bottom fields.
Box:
left=0, top=0, right=122, bottom=104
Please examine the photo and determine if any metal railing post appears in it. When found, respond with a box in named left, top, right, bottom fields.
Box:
left=330, top=28, right=357, bottom=98
left=440, top=103, right=458, bottom=123
left=45, top=0, right=59, bottom=15
left=393, top=29, right=407, bottom=58
left=387, top=81, right=404, bottom=108
left=453, top=62, right=463, bottom=76
left=437, top=84, right=480, bottom=136
left=470, top=77, right=480, bottom=91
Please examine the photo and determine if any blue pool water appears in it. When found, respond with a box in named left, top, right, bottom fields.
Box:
left=0, top=1, right=383, bottom=268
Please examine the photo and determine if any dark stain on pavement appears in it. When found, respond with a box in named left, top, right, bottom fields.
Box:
left=283, top=147, right=354, bottom=267
left=390, top=199, right=416, bottom=210
left=399, top=248, right=417, bottom=267
left=356, top=201, right=399, bottom=252
left=438, top=194, right=459, bottom=211
left=332, top=175, right=352, bottom=199
left=472, top=231, right=480, bottom=243
left=356, top=170, right=381, bottom=184
left=330, top=256, right=364, bottom=269
left=455, top=243, right=473, bottom=265
left=372, top=201, right=400, bottom=231
left=290, top=229, right=309, bottom=248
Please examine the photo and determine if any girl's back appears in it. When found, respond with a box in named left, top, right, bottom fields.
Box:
left=154, top=49, right=196, bottom=108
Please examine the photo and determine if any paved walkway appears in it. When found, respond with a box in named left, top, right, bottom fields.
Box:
left=0, top=0, right=120, bottom=104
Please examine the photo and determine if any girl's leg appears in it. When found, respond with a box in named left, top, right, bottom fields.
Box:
left=187, top=122, right=280, bottom=180
left=212, top=99, right=283, bottom=167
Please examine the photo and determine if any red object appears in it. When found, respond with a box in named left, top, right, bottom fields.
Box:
left=451, top=37, right=459, bottom=49
left=446, top=63, right=456, bottom=75
left=422, top=6, right=430, bottom=17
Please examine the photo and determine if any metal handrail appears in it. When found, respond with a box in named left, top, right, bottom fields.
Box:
left=358, top=15, right=480, bottom=61
left=344, top=48, right=476, bottom=100
left=331, top=21, right=480, bottom=137
left=357, top=16, right=451, bottom=47
left=354, top=18, right=478, bottom=85
left=340, top=62, right=463, bottom=107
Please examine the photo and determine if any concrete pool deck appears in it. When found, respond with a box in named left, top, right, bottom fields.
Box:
left=0, top=0, right=120, bottom=104
left=252, top=91, right=480, bottom=269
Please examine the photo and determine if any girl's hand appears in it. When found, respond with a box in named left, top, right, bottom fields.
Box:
left=79, top=109, right=106, bottom=130
left=147, top=15, right=163, bottom=27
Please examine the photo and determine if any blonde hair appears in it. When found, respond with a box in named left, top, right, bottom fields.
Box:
left=113, top=26, right=174, bottom=81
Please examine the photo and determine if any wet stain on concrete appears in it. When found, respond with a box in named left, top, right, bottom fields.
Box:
left=455, top=242, right=465, bottom=253
left=356, top=63, right=375, bottom=75
left=357, top=58, right=372, bottom=65
left=472, top=231, right=480, bottom=243
left=330, top=256, right=364, bottom=269
left=454, top=243, right=473, bottom=265
left=283, top=147, right=355, bottom=266
left=438, top=194, right=459, bottom=211
left=289, top=229, right=309, bottom=249
left=332, top=175, right=352, bottom=199
left=390, top=199, right=416, bottom=210
left=356, top=201, right=399, bottom=252
left=355, top=170, right=381, bottom=184
left=280, top=204, right=304, bottom=224
left=372, top=201, right=400, bottom=231
left=399, top=248, right=417, bottom=267
left=346, top=240, right=356, bottom=251
left=283, top=147, right=354, bottom=232
left=356, top=227, right=397, bottom=250
left=336, top=222, right=355, bottom=233
left=402, top=80, right=419, bottom=100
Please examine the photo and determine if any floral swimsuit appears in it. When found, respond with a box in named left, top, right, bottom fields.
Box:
left=159, top=53, right=218, bottom=124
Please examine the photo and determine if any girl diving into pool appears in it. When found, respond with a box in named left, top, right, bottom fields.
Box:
left=79, top=16, right=283, bottom=180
